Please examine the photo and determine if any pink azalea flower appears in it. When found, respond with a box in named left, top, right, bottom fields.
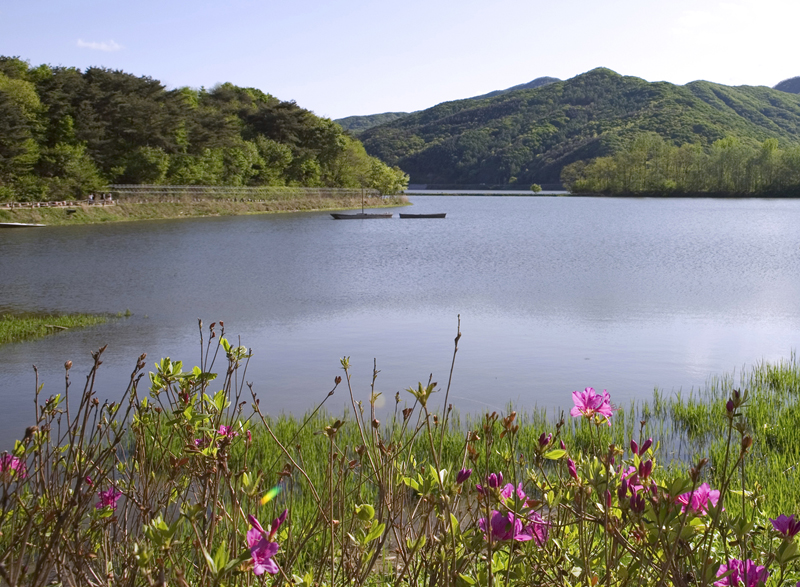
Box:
left=713, top=559, right=769, bottom=587
left=0, top=454, right=27, bottom=480
left=770, top=514, right=800, bottom=538
left=570, top=388, right=614, bottom=424
left=96, top=486, right=122, bottom=510
left=246, top=510, right=286, bottom=576
left=218, top=425, right=238, bottom=437
left=676, top=483, right=720, bottom=515
left=478, top=510, right=549, bottom=545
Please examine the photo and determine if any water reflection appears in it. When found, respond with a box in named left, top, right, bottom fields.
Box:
left=1, top=196, right=799, bottom=448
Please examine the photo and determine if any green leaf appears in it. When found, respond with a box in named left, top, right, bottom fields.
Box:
left=213, top=543, right=229, bottom=575
left=544, top=449, right=566, bottom=460
left=364, top=520, right=385, bottom=543
left=355, top=504, right=375, bottom=522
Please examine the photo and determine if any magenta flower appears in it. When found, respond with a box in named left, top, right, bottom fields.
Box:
left=456, top=468, right=472, bottom=484
left=538, top=432, right=552, bottom=448
left=676, top=483, right=720, bottom=515
left=96, top=486, right=122, bottom=510
left=714, top=559, right=769, bottom=587
left=567, top=458, right=578, bottom=480
left=630, top=439, right=639, bottom=455
left=770, top=514, right=800, bottom=538
left=0, top=454, right=27, bottom=480
left=218, top=425, right=238, bottom=437
left=640, top=438, right=653, bottom=453
left=570, top=388, right=614, bottom=424
left=246, top=510, right=286, bottom=575
left=478, top=510, right=548, bottom=544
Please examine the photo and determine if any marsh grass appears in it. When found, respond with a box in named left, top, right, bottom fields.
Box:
left=0, top=313, right=109, bottom=345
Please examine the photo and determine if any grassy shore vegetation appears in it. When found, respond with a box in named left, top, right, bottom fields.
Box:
left=2, top=321, right=800, bottom=586
left=0, top=312, right=109, bottom=344
left=0, top=194, right=408, bottom=226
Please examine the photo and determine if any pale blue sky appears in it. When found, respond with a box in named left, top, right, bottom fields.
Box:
left=1, top=0, right=797, bottom=119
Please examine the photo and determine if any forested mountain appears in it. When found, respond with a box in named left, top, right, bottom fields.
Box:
left=774, top=77, right=800, bottom=94
left=360, top=68, right=800, bottom=186
left=335, top=112, right=410, bottom=133
left=334, top=77, right=560, bottom=134
left=0, top=56, right=407, bottom=201
left=468, top=76, right=560, bottom=100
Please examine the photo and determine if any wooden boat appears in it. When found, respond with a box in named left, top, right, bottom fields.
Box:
left=331, top=213, right=393, bottom=219
left=399, top=213, right=446, bottom=219
left=0, top=222, right=46, bottom=228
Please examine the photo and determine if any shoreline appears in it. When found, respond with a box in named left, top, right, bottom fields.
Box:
left=0, top=195, right=409, bottom=226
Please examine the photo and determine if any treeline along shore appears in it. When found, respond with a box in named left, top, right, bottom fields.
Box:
left=0, top=56, right=408, bottom=203
left=563, top=132, right=800, bottom=197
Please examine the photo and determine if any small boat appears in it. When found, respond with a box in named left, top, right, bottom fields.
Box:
left=0, top=222, right=46, bottom=228
left=331, top=213, right=393, bottom=219
left=399, top=213, right=446, bottom=219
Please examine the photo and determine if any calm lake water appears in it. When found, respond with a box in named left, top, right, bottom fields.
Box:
left=2, top=196, right=800, bottom=448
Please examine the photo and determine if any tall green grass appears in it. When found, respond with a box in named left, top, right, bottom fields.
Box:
left=0, top=313, right=108, bottom=344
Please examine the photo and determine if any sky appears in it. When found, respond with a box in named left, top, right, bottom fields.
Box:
left=2, top=0, right=799, bottom=120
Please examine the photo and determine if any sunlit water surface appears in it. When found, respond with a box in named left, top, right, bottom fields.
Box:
left=2, top=196, right=799, bottom=448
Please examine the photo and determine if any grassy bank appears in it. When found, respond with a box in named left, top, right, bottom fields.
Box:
left=0, top=313, right=109, bottom=344
left=0, top=195, right=408, bottom=226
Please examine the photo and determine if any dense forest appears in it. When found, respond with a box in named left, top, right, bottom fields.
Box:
left=0, top=56, right=408, bottom=201
left=360, top=68, right=800, bottom=187
left=562, top=132, right=800, bottom=195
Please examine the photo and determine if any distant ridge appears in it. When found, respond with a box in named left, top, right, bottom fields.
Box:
left=360, top=67, right=800, bottom=186
left=335, top=76, right=560, bottom=133
left=774, top=77, right=800, bottom=94
left=469, top=76, right=560, bottom=100
left=335, top=112, right=410, bottom=133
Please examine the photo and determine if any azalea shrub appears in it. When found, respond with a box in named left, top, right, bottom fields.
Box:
left=1, top=321, right=800, bottom=586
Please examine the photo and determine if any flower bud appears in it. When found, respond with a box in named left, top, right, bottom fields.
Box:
left=618, top=478, right=628, bottom=500
left=640, top=438, right=653, bottom=454
left=64, top=360, right=73, bottom=370
left=567, top=458, right=578, bottom=480
left=630, top=439, right=639, bottom=455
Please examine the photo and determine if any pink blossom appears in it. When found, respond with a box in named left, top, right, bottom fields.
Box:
left=0, top=454, right=27, bottom=480
left=246, top=510, right=286, bottom=575
left=570, top=388, right=614, bottom=424
left=713, top=559, right=769, bottom=587
left=218, top=425, right=238, bottom=437
left=676, top=483, right=720, bottom=515
left=479, top=510, right=547, bottom=544
left=770, top=514, right=800, bottom=538
left=96, top=486, right=122, bottom=510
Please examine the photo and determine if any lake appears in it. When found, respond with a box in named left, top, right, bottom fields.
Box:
left=2, top=195, right=799, bottom=448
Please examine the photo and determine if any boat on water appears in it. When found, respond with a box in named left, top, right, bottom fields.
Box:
left=331, top=213, right=393, bottom=219
left=0, top=222, right=46, bottom=228
left=399, top=213, right=446, bottom=219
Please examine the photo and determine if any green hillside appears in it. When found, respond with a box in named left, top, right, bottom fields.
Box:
left=360, top=68, right=800, bottom=186
left=335, top=112, right=410, bottom=133
left=0, top=56, right=407, bottom=201
left=774, top=76, right=800, bottom=94
left=468, top=76, right=560, bottom=100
